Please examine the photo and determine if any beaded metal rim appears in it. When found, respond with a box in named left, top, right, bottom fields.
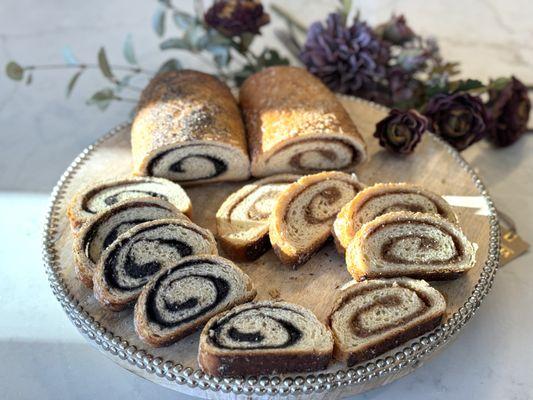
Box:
left=42, top=97, right=500, bottom=397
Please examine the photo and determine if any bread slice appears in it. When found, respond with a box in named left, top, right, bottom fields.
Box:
left=270, top=171, right=364, bottom=267
left=333, top=183, right=458, bottom=253
left=134, top=255, right=256, bottom=347
left=328, top=278, right=446, bottom=366
left=216, top=174, right=299, bottom=261
left=198, top=300, right=333, bottom=377
left=93, top=218, right=218, bottom=311
left=73, top=198, right=185, bottom=288
left=346, top=211, right=477, bottom=281
left=67, top=176, right=192, bottom=231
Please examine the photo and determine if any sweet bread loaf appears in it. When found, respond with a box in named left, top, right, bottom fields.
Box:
left=67, top=176, right=192, bottom=230
left=333, top=183, right=457, bottom=252
left=93, top=218, right=218, bottom=311
left=216, top=174, right=299, bottom=261
left=73, top=198, right=184, bottom=288
left=132, top=70, right=250, bottom=184
left=240, top=66, right=367, bottom=177
left=328, top=278, right=446, bottom=365
left=270, top=171, right=364, bottom=267
left=198, top=300, right=333, bottom=377
left=346, top=211, right=477, bottom=281
left=134, top=255, right=256, bottom=347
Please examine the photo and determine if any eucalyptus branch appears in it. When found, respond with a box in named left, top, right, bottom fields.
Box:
left=22, top=63, right=154, bottom=75
left=270, top=4, right=307, bottom=33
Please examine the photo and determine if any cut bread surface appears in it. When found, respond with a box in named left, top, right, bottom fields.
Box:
left=67, top=176, right=192, bottom=230
left=333, top=183, right=457, bottom=252
left=216, top=174, right=300, bottom=261
left=134, top=255, right=256, bottom=347
left=93, top=218, right=218, bottom=310
left=328, top=278, right=446, bottom=365
left=198, top=300, right=333, bottom=377
left=346, top=211, right=477, bottom=281
left=239, top=66, right=366, bottom=177
left=270, top=171, right=364, bottom=267
left=131, top=70, right=250, bottom=184
left=73, top=198, right=184, bottom=288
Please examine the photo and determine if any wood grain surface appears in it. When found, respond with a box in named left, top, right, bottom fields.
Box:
left=50, top=97, right=490, bottom=397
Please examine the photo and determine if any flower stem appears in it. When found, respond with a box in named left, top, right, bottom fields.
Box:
left=270, top=4, right=307, bottom=33
left=23, top=63, right=155, bottom=75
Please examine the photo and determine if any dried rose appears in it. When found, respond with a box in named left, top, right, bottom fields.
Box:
left=424, top=92, right=488, bottom=151
left=376, top=14, right=416, bottom=45
left=486, top=77, right=531, bottom=147
left=374, top=109, right=427, bottom=154
left=204, top=0, right=270, bottom=37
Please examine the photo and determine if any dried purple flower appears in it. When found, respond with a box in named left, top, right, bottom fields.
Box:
left=486, top=76, right=531, bottom=147
left=424, top=92, right=488, bottom=151
left=374, top=109, right=427, bottom=154
left=299, top=13, right=390, bottom=97
left=204, top=0, right=270, bottom=37
left=376, top=14, right=416, bottom=45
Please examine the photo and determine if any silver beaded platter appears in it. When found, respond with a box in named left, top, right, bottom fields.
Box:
left=42, top=96, right=500, bottom=399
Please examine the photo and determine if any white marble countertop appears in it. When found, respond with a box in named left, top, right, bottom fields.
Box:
left=0, top=1, right=532, bottom=399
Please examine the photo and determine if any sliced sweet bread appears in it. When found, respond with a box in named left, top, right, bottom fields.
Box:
left=93, top=218, right=218, bottom=311
left=67, top=176, right=192, bottom=230
left=216, top=174, right=299, bottom=261
left=328, top=278, right=446, bottom=366
left=198, top=300, right=333, bottom=377
left=134, top=255, right=256, bottom=347
left=270, top=171, right=364, bottom=267
left=346, top=211, right=477, bottom=281
left=333, top=183, right=458, bottom=253
left=73, top=198, right=185, bottom=288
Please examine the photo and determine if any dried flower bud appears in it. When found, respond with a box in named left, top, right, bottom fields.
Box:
left=204, top=0, right=270, bottom=37
left=376, top=14, right=416, bottom=45
left=486, top=76, right=531, bottom=147
left=424, top=92, right=488, bottom=151
left=374, top=109, right=427, bottom=154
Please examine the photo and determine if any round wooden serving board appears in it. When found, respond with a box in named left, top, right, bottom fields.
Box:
left=43, top=97, right=500, bottom=399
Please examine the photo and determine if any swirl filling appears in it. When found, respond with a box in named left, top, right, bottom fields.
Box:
left=82, top=181, right=170, bottom=214
left=263, top=138, right=362, bottom=175
left=102, top=223, right=215, bottom=292
left=147, top=143, right=246, bottom=182
left=83, top=204, right=176, bottom=264
left=349, top=286, right=429, bottom=337
left=371, top=221, right=464, bottom=265
left=210, top=306, right=304, bottom=350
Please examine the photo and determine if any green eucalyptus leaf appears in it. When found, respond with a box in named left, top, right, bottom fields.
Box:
left=115, top=74, right=132, bottom=92
left=206, top=44, right=230, bottom=67
left=87, top=88, right=115, bottom=111
left=185, top=24, right=208, bottom=51
left=123, top=34, right=137, bottom=65
left=6, top=61, right=24, bottom=81
left=257, top=49, right=290, bottom=67
left=97, top=47, right=114, bottom=80
left=66, top=71, right=83, bottom=97
left=62, top=47, right=79, bottom=66
left=173, top=11, right=195, bottom=30
left=158, top=58, right=182, bottom=73
left=488, top=77, right=511, bottom=91
left=453, top=79, right=484, bottom=93
left=160, top=37, right=190, bottom=50
left=152, top=7, right=166, bottom=37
